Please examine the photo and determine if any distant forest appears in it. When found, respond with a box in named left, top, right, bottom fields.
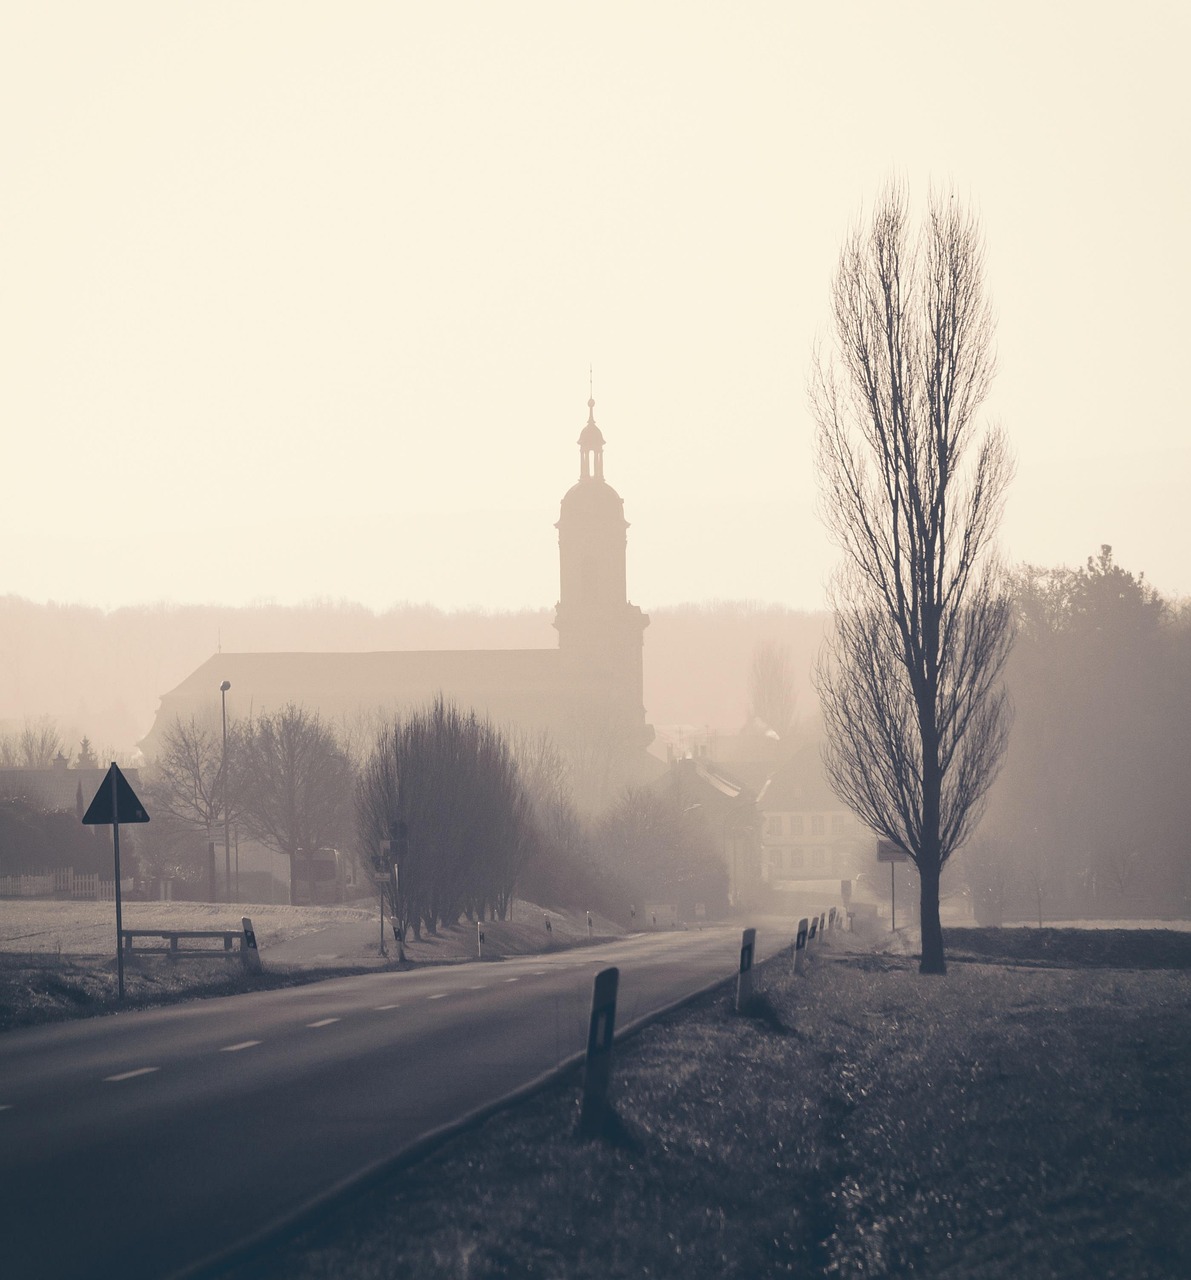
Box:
left=0, top=596, right=829, bottom=755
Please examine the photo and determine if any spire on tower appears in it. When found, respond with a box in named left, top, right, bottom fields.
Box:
left=577, top=384, right=605, bottom=482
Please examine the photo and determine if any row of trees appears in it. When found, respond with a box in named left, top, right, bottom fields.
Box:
left=0, top=720, right=105, bottom=770
left=143, top=704, right=351, bottom=900
left=141, top=698, right=721, bottom=924
left=961, top=548, right=1191, bottom=923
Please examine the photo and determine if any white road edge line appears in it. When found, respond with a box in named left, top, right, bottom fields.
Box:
left=104, top=1067, right=159, bottom=1082
left=307, top=1018, right=340, bottom=1028
left=220, top=1040, right=262, bottom=1053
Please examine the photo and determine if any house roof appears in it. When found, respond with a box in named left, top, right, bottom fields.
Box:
left=756, top=744, right=842, bottom=811
left=0, top=766, right=143, bottom=814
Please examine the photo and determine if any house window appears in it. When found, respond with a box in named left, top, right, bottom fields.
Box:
left=765, top=815, right=782, bottom=837
left=811, top=815, right=825, bottom=836
left=790, top=815, right=803, bottom=838
left=831, top=814, right=846, bottom=836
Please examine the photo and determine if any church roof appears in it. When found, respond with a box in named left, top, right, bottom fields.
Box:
left=144, top=649, right=565, bottom=753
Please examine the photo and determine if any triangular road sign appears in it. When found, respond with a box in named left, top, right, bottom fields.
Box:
left=82, top=763, right=150, bottom=826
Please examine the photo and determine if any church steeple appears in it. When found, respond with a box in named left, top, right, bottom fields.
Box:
left=578, top=395, right=605, bottom=481
left=555, top=392, right=651, bottom=749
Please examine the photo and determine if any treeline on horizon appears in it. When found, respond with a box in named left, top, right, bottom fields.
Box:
left=1, top=548, right=1189, bottom=921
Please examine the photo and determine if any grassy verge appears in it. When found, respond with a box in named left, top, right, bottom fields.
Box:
left=217, top=930, right=1191, bottom=1279
left=0, top=952, right=390, bottom=1032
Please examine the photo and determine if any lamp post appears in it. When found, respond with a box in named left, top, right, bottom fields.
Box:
left=219, top=680, right=231, bottom=904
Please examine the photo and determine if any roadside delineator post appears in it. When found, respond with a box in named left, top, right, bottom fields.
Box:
left=808, top=915, right=819, bottom=953
left=578, top=966, right=619, bottom=1135
left=477, top=920, right=485, bottom=958
left=828, top=907, right=836, bottom=932
left=735, top=927, right=756, bottom=1012
left=793, top=917, right=809, bottom=975
left=240, top=917, right=262, bottom=973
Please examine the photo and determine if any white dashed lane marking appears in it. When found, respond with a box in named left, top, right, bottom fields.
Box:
left=220, top=1041, right=261, bottom=1053
left=468, top=984, right=487, bottom=990
left=504, top=977, right=519, bottom=983
left=427, top=993, right=447, bottom=1001
left=105, top=1067, right=159, bottom=1083
left=374, top=1003, right=401, bottom=1011
left=0, top=1104, right=13, bottom=1111
left=307, top=1018, right=340, bottom=1028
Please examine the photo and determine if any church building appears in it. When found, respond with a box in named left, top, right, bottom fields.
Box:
left=143, top=398, right=654, bottom=789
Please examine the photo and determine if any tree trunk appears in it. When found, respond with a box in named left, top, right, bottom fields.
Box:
left=918, top=861, right=946, bottom=975
left=288, top=854, right=299, bottom=906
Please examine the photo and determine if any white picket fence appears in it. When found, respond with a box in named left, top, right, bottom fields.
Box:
left=0, top=867, right=122, bottom=900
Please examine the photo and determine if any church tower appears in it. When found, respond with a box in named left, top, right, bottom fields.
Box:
left=554, top=395, right=651, bottom=746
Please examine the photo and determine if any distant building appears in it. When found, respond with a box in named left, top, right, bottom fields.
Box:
left=756, top=744, right=869, bottom=895
left=651, top=754, right=761, bottom=909
left=143, top=398, right=657, bottom=800
left=0, top=753, right=142, bottom=817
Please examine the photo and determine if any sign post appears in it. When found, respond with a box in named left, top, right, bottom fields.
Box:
left=877, top=839, right=910, bottom=931
left=81, top=763, right=150, bottom=1001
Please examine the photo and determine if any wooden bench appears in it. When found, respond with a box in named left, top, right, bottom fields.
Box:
left=121, top=928, right=240, bottom=958
left=118, top=917, right=263, bottom=972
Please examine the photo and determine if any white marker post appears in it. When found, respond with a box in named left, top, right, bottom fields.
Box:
left=793, top=917, right=809, bottom=975
left=477, top=919, right=485, bottom=958
left=735, top=927, right=756, bottom=1012
left=578, top=966, right=619, bottom=1136
left=240, top=917, right=262, bottom=973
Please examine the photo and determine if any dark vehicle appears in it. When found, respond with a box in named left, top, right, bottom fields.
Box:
left=291, top=848, right=351, bottom=905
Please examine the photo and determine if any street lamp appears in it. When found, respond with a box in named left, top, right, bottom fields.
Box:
left=220, top=680, right=231, bottom=904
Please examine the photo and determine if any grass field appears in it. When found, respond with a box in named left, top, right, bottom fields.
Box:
left=216, top=927, right=1191, bottom=1280
left=0, top=897, right=619, bottom=1031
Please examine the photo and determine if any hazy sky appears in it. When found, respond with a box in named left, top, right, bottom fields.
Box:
left=2, top=2, right=1187, bottom=614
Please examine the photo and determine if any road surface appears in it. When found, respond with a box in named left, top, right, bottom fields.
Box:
left=0, top=923, right=793, bottom=1280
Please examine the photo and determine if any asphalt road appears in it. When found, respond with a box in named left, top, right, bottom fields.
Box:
left=0, top=923, right=793, bottom=1280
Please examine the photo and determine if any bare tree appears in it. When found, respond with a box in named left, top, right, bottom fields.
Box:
left=810, top=183, right=1014, bottom=974
left=18, top=717, right=62, bottom=768
left=356, top=700, right=538, bottom=939
left=239, top=704, right=353, bottom=904
left=748, top=640, right=795, bottom=738
left=145, top=715, right=244, bottom=899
